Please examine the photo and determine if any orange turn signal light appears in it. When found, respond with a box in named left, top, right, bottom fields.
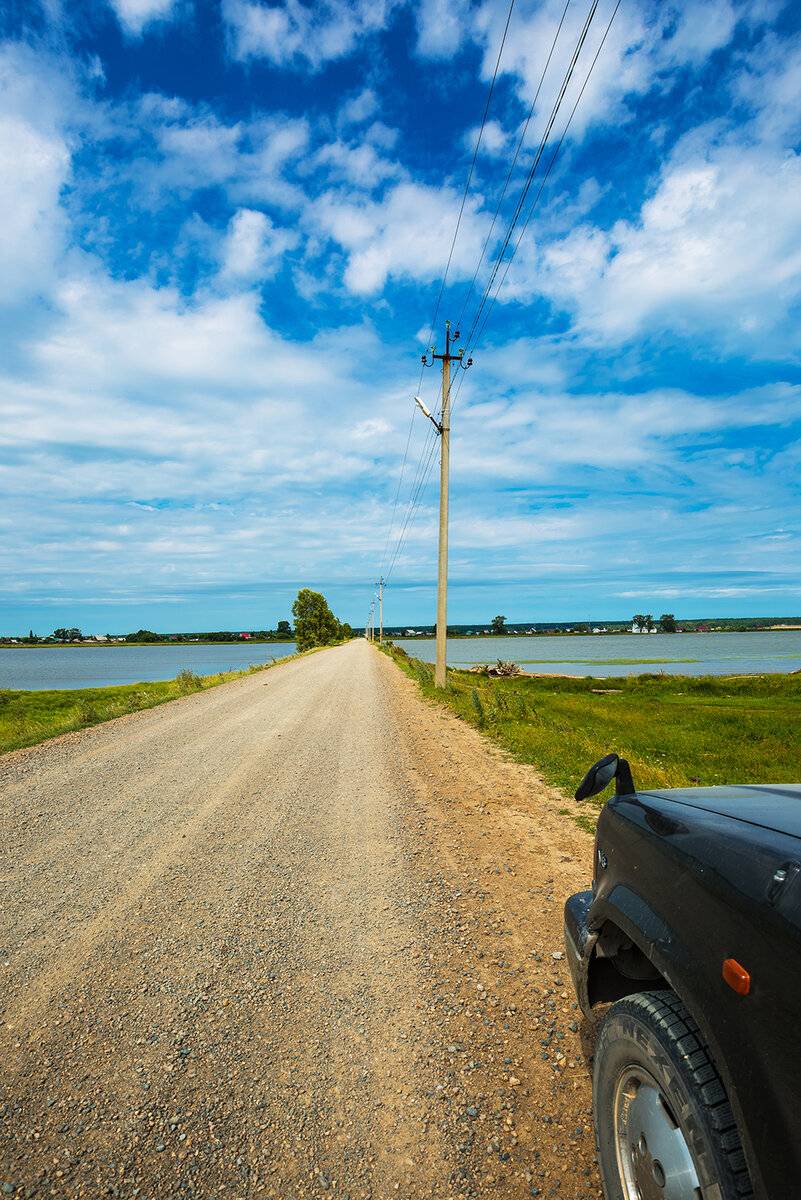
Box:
left=723, top=958, right=750, bottom=996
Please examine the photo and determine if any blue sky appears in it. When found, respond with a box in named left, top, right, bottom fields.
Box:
left=1, top=0, right=800, bottom=635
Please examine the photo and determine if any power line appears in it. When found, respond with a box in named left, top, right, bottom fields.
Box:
left=415, top=0, right=516, bottom=398
left=456, top=0, right=572, bottom=333
left=446, top=2, right=620, bottom=421
left=382, top=0, right=620, bottom=592
left=384, top=3, right=519, bottom=586
left=379, top=404, right=417, bottom=575
left=384, top=433, right=440, bottom=583
left=466, top=0, right=621, bottom=360
left=462, top=0, right=602, bottom=353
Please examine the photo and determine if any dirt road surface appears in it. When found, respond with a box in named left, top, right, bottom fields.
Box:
left=1, top=639, right=602, bottom=1200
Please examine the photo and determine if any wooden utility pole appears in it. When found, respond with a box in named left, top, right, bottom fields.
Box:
left=376, top=577, right=384, bottom=644
left=420, top=323, right=472, bottom=688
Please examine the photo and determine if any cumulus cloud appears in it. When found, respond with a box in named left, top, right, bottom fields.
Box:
left=312, top=138, right=402, bottom=190
left=337, top=89, right=380, bottom=129
left=0, top=114, right=71, bottom=304
left=218, top=209, right=298, bottom=283
left=463, top=119, right=509, bottom=158
left=223, top=0, right=400, bottom=69
left=314, top=180, right=489, bottom=294
left=107, top=0, right=183, bottom=36
left=2, top=2, right=801, bottom=628
left=532, top=135, right=801, bottom=345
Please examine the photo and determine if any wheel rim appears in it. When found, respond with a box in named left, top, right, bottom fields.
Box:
left=613, top=1065, right=702, bottom=1200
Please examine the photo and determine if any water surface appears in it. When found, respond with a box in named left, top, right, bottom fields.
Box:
left=394, top=631, right=801, bottom=677
left=0, top=642, right=297, bottom=692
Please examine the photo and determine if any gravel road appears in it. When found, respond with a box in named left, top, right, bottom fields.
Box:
left=1, top=639, right=602, bottom=1199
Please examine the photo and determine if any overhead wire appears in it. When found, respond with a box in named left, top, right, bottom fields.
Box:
left=447, top=0, right=620, bottom=422
left=413, top=0, right=517, bottom=402
left=384, top=431, right=441, bottom=583
left=460, top=0, right=601, bottom=355
left=383, top=0, right=518, bottom=584
left=456, top=0, right=572, bottom=334
left=381, top=0, right=619, bottom=591
left=379, top=403, right=417, bottom=574
left=459, top=0, right=621, bottom=379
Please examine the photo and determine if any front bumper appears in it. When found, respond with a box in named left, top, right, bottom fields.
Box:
left=564, top=890, right=595, bottom=1017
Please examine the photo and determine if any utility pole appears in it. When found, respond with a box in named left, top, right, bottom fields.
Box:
left=419, top=322, right=472, bottom=688
left=375, top=577, right=384, bottom=644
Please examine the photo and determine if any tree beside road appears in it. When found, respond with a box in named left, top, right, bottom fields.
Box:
left=292, top=588, right=353, bottom=651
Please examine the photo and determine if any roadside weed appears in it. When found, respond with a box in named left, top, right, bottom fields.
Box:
left=381, top=645, right=801, bottom=830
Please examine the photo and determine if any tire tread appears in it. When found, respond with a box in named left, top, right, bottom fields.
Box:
left=598, top=989, right=754, bottom=1199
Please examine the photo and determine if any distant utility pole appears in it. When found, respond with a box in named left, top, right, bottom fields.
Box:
left=375, top=577, right=384, bottom=644
left=419, top=322, right=472, bottom=688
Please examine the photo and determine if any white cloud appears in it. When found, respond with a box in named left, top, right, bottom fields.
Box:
left=312, top=138, right=402, bottom=190
left=223, top=0, right=400, bottom=69
left=107, top=0, right=182, bottom=36
left=415, top=0, right=472, bottom=59
left=424, top=0, right=763, bottom=145
left=463, top=119, right=508, bottom=158
left=337, top=89, right=380, bottom=128
left=219, top=208, right=298, bottom=283
left=734, top=31, right=801, bottom=144
left=0, top=114, right=71, bottom=304
left=533, top=135, right=801, bottom=345
left=314, top=180, right=489, bottom=294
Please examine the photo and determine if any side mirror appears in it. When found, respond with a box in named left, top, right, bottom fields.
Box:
left=575, top=753, right=635, bottom=801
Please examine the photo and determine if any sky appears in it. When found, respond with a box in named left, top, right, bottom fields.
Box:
left=1, top=0, right=801, bottom=635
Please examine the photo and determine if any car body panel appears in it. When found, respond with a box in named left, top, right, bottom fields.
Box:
left=636, top=782, right=801, bottom=838
left=565, top=785, right=801, bottom=1200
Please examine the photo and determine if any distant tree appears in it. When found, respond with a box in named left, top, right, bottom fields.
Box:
left=29, top=629, right=34, bottom=639
left=644, top=614, right=655, bottom=632
left=292, top=589, right=341, bottom=652
left=490, top=615, right=507, bottom=635
left=660, top=613, right=677, bottom=633
left=125, top=629, right=161, bottom=643
left=53, top=628, right=68, bottom=641
left=632, top=613, right=645, bottom=632
left=276, top=619, right=292, bottom=637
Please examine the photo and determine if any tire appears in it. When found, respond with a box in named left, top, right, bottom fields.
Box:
left=593, top=990, right=754, bottom=1200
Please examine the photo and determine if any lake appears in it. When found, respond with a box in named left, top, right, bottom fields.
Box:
left=394, top=630, right=801, bottom=677
left=4, top=632, right=801, bottom=691
left=0, top=642, right=297, bottom=692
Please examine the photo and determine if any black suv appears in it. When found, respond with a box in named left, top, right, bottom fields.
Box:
left=564, top=752, right=801, bottom=1200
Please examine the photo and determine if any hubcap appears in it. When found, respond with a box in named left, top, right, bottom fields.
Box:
left=613, top=1066, right=701, bottom=1199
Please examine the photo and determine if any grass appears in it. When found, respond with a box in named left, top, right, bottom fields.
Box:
left=383, top=646, right=801, bottom=832
left=0, top=651, right=314, bottom=756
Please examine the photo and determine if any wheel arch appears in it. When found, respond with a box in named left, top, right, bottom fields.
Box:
left=586, top=890, right=763, bottom=1198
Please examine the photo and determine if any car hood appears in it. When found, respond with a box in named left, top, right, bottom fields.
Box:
left=637, top=784, right=801, bottom=839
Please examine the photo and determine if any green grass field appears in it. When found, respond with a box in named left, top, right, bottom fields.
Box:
left=385, top=646, right=801, bottom=831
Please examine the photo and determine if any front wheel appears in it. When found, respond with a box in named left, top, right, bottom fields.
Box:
left=593, top=990, right=753, bottom=1199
